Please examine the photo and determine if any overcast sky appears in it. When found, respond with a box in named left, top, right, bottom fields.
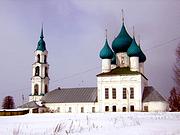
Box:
left=0, top=0, right=180, bottom=106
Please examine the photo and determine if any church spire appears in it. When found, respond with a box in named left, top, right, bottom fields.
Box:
left=105, top=29, right=107, bottom=39
left=30, top=25, right=49, bottom=102
left=121, top=9, right=124, bottom=23
left=133, top=26, right=135, bottom=38
left=40, top=24, right=44, bottom=39
left=36, top=25, right=46, bottom=52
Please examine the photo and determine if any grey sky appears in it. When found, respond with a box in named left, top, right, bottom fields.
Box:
left=0, top=0, right=180, bottom=106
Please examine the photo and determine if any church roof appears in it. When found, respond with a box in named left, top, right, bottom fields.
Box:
left=127, top=37, right=141, bottom=57
left=17, top=101, right=40, bottom=108
left=142, top=86, right=166, bottom=102
left=41, top=87, right=97, bottom=103
left=99, top=39, right=113, bottom=59
left=112, top=23, right=132, bottom=53
left=36, top=27, right=46, bottom=52
left=97, top=67, right=148, bottom=80
left=111, top=52, right=116, bottom=64
left=139, top=46, right=146, bottom=63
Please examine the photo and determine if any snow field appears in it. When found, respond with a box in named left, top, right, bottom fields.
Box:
left=0, top=112, right=180, bottom=135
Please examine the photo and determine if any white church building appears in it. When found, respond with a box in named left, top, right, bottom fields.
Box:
left=19, top=17, right=168, bottom=113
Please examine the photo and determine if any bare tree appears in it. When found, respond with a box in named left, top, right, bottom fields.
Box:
left=169, top=44, right=180, bottom=111
left=174, top=44, right=180, bottom=91
left=2, top=96, right=15, bottom=109
left=168, top=87, right=180, bottom=111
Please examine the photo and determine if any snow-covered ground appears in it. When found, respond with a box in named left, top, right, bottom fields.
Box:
left=0, top=112, right=180, bottom=135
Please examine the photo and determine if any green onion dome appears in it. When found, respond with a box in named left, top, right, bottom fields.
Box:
left=111, top=53, right=116, bottom=64
left=112, top=23, right=132, bottom=53
left=139, top=47, right=146, bottom=63
left=127, top=37, right=141, bottom=57
left=36, top=28, right=46, bottom=52
left=100, top=39, right=113, bottom=59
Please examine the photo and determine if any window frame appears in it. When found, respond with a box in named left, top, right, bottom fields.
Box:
left=105, top=106, right=109, bottom=112
left=112, top=88, right=116, bottom=99
left=44, top=55, right=47, bottom=63
left=123, top=88, right=127, bottom=99
left=37, top=54, right=40, bottom=63
left=144, top=106, right=148, bottom=112
left=112, top=105, right=116, bottom=112
left=92, top=107, right=95, bottom=113
left=68, top=107, right=72, bottom=113
left=130, top=87, right=134, bottom=99
left=105, top=88, right=109, bottom=99
left=130, top=105, right=134, bottom=112
left=34, top=84, right=39, bottom=95
left=35, top=66, right=40, bottom=76
left=122, top=107, right=126, bottom=112
left=81, top=107, right=84, bottom=113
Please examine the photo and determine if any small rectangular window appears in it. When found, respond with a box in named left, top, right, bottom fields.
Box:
left=144, top=106, right=148, bottom=112
left=105, top=106, right=109, bottom=112
left=81, top=107, right=84, bottom=113
left=122, top=107, right=126, bottom=112
left=105, top=88, right=109, bottom=99
left=123, top=88, right=127, bottom=99
left=92, top=107, right=95, bottom=113
left=130, top=88, right=134, bottom=99
left=57, top=107, right=60, bottom=112
left=112, top=106, right=116, bottom=112
left=68, top=107, right=72, bottom=113
left=130, top=105, right=134, bottom=112
left=112, top=88, right=116, bottom=99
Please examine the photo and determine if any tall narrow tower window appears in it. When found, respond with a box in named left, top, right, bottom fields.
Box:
left=44, top=55, right=47, bottom=63
left=45, top=67, right=48, bottom=77
left=34, top=84, right=39, bottom=95
left=45, top=85, right=48, bottom=94
left=35, top=66, right=40, bottom=76
left=37, top=54, right=40, bottom=63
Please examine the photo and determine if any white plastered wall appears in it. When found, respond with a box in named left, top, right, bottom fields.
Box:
left=97, top=74, right=147, bottom=112
left=102, top=59, right=111, bottom=73
left=130, top=57, right=139, bottom=71
left=143, top=101, right=169, bottom=112
left=45, top=102, right=99, bottom=113
left=30, top=50, right=49, bottom=102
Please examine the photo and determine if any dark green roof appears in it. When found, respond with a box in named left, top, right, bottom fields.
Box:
left=112, top=23, right=132, bottom=53
left=100, top=39, right=113, bottom=59
left=111, top=53, right=116, bottom=64
left=127, top=37, right=141, bottom=57
left=97, top=67, right=148, bottom=79
left=36, top=27, right=46, bottom=52
left=139, top=46, right=146, bottom=63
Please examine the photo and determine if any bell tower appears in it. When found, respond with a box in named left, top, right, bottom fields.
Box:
left=29, top=26, right=50, bottom=102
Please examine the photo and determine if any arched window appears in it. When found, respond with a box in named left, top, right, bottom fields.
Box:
left=35, top=66, right=40, bottom=76
left=130, top=105, right=134, bottom=112
left=44, top=55, right=47, bottom=63
left=105, top=106, right=109, bottom=112
left=122, top=107, right=126, bottom=112
left=45, top=85, right=48, bottom=94
left=112, top=106, right=116, bottom=112
left=45, top=67, right=48, bottom=77
left=37, top=54, right=40, bottom=63
left=34, top=84, right=39, bottom=95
